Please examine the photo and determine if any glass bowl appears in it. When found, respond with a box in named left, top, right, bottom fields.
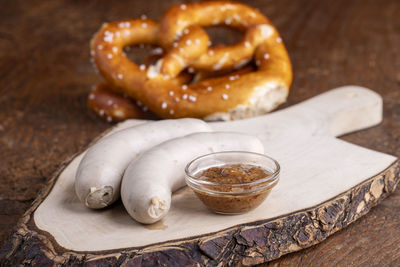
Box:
left=185, top=151, right=280, bottom=214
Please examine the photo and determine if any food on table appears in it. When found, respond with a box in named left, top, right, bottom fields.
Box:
left=89, top=1, right=292, bottom=121
left=75, top=118, right=211, bottom=209
left=196, top=164, right=271, bottom=183
left=121, top=132, right=264, bottom=224
left=88, top=83, right=157, bottom=122
left=192, top=164, right=274, bottom=213
left=185, top=151, right=279, bottom=214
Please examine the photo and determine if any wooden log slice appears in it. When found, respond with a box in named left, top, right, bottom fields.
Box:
left=1, top=87, right=399, bottom=266
left=1, top=162, right=398, bottom=266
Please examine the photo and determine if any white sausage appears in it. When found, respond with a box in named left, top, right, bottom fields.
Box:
left=121, top=132, right=264, bottom=224
left=75, top=119, right=212, bottom=209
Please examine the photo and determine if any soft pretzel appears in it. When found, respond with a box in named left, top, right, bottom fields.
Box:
left=88, top=83, right=157, bottom=121
left=159, top=1, right=272, bottom=77
left=192, top=63, right=255, bottom=84
left=90, top=1, right=292, bottom=120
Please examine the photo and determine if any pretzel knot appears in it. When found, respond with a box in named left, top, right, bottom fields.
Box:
left=90, top=1, right=292, bottom=121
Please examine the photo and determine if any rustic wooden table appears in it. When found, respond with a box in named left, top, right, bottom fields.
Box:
left=1, top=0, right=399, bottom=265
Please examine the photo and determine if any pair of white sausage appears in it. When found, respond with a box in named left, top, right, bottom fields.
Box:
left=75, top=118, right=264, bottom=224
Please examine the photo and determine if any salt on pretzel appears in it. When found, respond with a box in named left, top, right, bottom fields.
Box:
left=192, top=64, right=255, bottom=84
left=159, top=1, right=273, bottom=77
left=88, top=83, right=157, bottom=121
left=90, top=1, right=292, bottom=120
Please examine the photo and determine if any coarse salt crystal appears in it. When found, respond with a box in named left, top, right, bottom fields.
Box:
left=152, top=47, right=163, bottom=55
left=104, top=32, right=113, bottom=43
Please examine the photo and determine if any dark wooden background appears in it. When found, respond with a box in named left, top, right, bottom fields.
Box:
left=1, top=0, right=399, bottom=265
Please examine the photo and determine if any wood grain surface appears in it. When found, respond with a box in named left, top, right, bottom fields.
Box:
left=0, top=0, right=399, bottom=265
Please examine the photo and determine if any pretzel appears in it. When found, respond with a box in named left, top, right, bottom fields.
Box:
left=159, top=2, right=274, bottom=77
left=90, top=1, right=292, bottom=121
left=88, top=83, right=157, bottom=121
